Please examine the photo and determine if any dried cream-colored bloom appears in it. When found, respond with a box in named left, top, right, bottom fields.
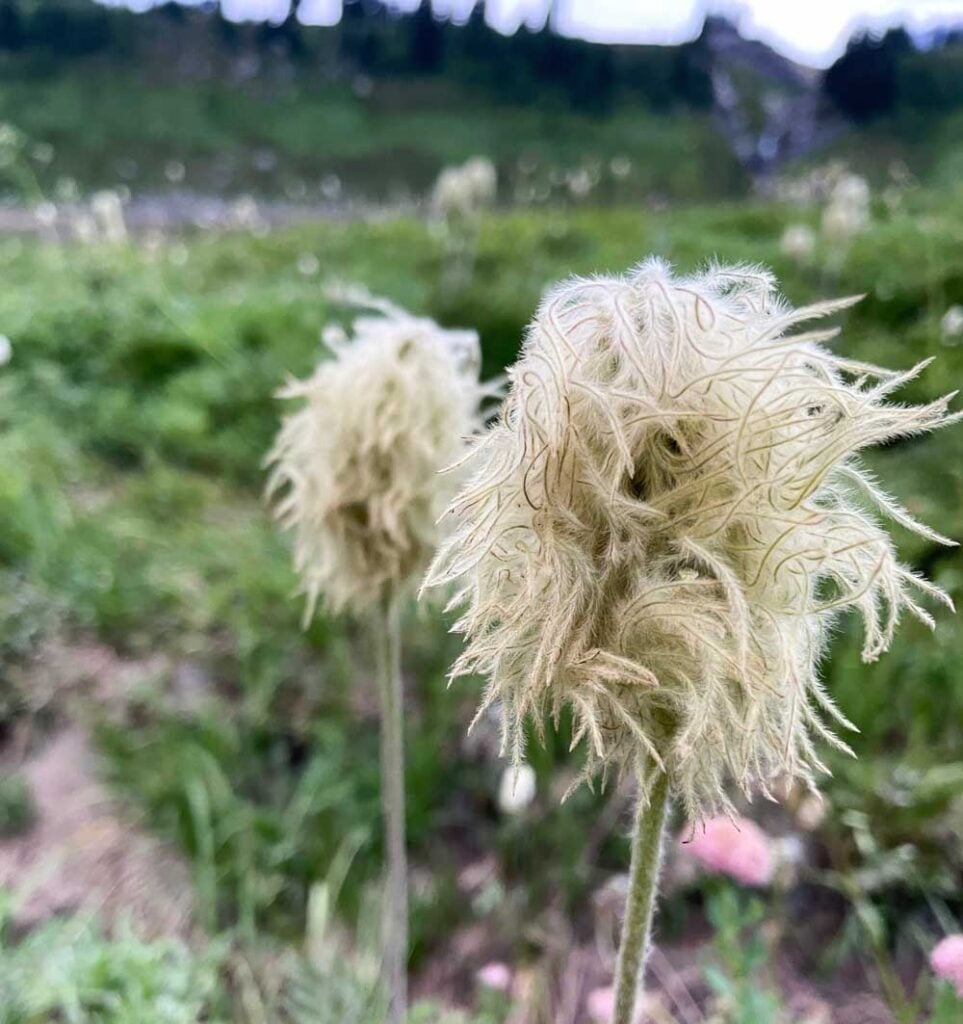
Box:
left=425, top=259, right=957, bottom=818
left=267, top=293, right=487, bottom=620
left=497, top=763, right=537, bottom=815
left=821, top=173, right=870, bottom=242
left=431, top=157, right=497, bottom=220
left=780, top=224, right=815, bottom=262
left=941, top=305, right=963, bottom=342
left=90, top=189, right=127, bottom=243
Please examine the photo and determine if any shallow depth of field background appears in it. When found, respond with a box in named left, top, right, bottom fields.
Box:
left=0, top=2, right=962, bottom=1022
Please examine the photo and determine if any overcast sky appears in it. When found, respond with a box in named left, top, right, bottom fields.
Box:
left=117, top=0, right=963, bottom=67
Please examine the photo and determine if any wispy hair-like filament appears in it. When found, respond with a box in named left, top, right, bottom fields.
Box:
left=424, top=259, right=958, bottom=819
left=267, top=293, right=490, bottom=619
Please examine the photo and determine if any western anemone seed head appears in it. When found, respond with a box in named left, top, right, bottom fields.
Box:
left=90, top=189, right=127, bottom=244
left=821, top=173, right=870, bottom=242
left=267, top=292, right=487, bottom=621
left=941, top=305, right=963, bottom=342
left=780, top=224, right=815, bottom=262
left=431, top=156, right=497, bottom=221
left=425, top=258, right=958, bottom=819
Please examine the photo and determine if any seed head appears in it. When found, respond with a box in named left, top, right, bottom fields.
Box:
left=821, top=173, right=870, bottom=242
left=431, top=157, right=497, bottom=221
left=90, top=189, right=127, bottom=244
left=267, top=293, right=487, bottom=621
left=425, top=259, right=958, bottom=818
left=780, top=224, right=815, bottom=262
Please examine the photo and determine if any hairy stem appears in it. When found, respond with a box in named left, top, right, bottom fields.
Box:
left=374, top=591, right=408, bottom=1024
left=613, top=770, right=671, bottom=1024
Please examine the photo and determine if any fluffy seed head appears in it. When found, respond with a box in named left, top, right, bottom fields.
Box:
left=90, top=189, right=127, bottom=244
left=425, top=258, right=958, bottom=818
left=431, top=156, right=497, bottom=220
left=267, top=292, right=487, bottom=620
left=821, top=173, right=870, bottom=242
left=780, top=224, right=815, bottom=262
left=941, top=305, right=963, bottom=341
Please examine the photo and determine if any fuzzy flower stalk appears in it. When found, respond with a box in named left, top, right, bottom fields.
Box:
left=267, top=291, right=486, bottom=1024
left=424, top=259, right=958, bottom=1024
left=431, top=156, right=497, bottom=291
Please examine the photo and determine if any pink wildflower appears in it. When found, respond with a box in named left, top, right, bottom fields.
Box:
left=684, top=816, right=775, bottom=887
left=586, top=986, right=615, bottom=1023
left=477, top=961, right=512, bottom=992
left=931, top=935, right=963, bottom=996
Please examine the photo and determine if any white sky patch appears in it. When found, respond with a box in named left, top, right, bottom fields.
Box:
left=553, top=0, right=963, bottom=65
left=220, top=0, right=290, bottom=22
left=104, top=0, right=963, bottom=64
left=297, top=0, right=341, bottom=26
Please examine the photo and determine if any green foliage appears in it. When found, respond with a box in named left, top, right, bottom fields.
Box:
left=1, top=190, right=962, bottom=984
left=0, top=773, right=33, bottom=837
left=703, top=887, right=785, bottom=1024
left=0, top=62, right=744, bottom=203
left=0, top=894, right=230, bottom=1024
left=95, top=708, right=380, bottom=938
left=930, top=983, right=963, bottom=1024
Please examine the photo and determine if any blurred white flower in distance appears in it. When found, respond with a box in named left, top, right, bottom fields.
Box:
left=497, top=763, right=536, bottom=815
left=780, top=224, right=815, bottom=261
left=267, top=289, right=489, bottom=620
left=431, top=156, right=497, bottom=220
left=822, top=173, right=871, bottom=242
left=90, top=190, right=127, bottom=243
left=941, top=305, right=963, bottom=343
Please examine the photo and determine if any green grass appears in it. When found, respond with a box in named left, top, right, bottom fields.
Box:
left=0, top=191, right=962, bottom=1004
left=0, top=61, right=746, bottom=202
left=0, top=895, right=230, bottom=1023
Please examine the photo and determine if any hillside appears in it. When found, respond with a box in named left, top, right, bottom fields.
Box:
left=0, top=2, right=959, bottom=206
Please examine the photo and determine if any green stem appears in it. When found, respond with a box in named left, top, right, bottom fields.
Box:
left=374, top=591, right=408, bottom=1024
left=613, top=770, right=671, bottom=1024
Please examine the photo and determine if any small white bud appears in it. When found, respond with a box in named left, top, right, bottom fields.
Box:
left=497, top=763, right=536, bottom=815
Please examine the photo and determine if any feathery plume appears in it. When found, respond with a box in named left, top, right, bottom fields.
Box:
left=941, top=305, right=963, bottom=343
left=267, top=291, right=490, bottom=1024
left=431, top=156, right=497, bottom=221
left=780, top=224, right=815, bottom=262
left=267, top=292, right=487, bottom=621
left=821, top=173, right=870, bottom=242
left=425, top=258, right=958, bottom=821
left=90, top=189, right=127, bottom=244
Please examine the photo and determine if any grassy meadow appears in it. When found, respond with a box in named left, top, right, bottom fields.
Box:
left=0, top=173, right=962, bottom=1022
left=0, top=63, right=746, bottom=203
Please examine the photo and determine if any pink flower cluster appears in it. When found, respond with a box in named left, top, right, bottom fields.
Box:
left=931, top=935, right=963, bottom=996
left=476, top=961, right=512, bottom=993
left=682, top=816, right=775, bottom=887
left=586, top=986, right=615, bottom=1023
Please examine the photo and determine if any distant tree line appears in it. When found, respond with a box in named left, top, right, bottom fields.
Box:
left=824, top=25, right=963, bottom=121
left=0, top=0, right=712, bottom=113
left=0, top=0, right=959, bottom=121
